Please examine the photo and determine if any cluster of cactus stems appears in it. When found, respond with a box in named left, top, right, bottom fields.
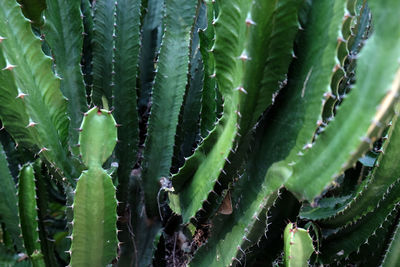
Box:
left=1, top=0, right=400, bottom=266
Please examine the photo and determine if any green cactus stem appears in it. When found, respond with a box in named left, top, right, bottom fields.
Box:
left=18, top=164, right=45, bottom=267
left=283, top=223, right=314, bottom=267
left=69, top=107, right=118, bottom=266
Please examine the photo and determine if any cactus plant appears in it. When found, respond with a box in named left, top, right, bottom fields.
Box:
left=1, top=0, right=400, bottom=266
left=283, top=223, right=314, bottom=267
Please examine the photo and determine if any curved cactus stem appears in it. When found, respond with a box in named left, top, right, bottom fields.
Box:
left=312, top=109, right=400, bottom=227
left=344, top=211, right=395, bottom=266
left=283, top=223, right=314, bottom=267
left=258, top=0, right=346, bottom=178
left=141, top=0, right=198, bottom=218
left=172, top=0, right=277, bottom=223
left=170, top=0, right=251, bottom=198
left=245, top=190, right=301, bottom=266
left=202, top=0, right=345, bottom=221
left=189, top=161, right=290, bottom=266
left=175, top=7, right=206, bottom=164
left=285, top=0, right=400, bottom=202
left=381, top=218, right=400, bottom=267
left=43, top=0, right=87, bottom=156
left=238, top=0, right=304, bottom=137
left=198, top=0, right=305, bottom=224
left=189, top=114, right=294, bottom=266
left=0, top=49, right=34, bottom=152
left=0, top=143, right=23, bottom=251
left=171, top=2, right=206, bottom=170
left=170, top=107, right=238, bottom=223
left=0, top=0, right=78, bottom=180
left=319, top=179, right=400, bottom=263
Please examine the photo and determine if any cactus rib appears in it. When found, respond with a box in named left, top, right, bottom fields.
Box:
left=0, top=0, right=77, bottom=180
left=286, top=0, right=400, bottom=202
left=43, top=0, right=88, bottom=156
left=141, top=0, right=198, bottom=218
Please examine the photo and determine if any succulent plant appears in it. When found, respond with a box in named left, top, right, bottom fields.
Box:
left=0, top=0, right=400, bottom=266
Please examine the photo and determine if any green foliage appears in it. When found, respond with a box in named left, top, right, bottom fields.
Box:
left=1, top=0, right=400, bottom=266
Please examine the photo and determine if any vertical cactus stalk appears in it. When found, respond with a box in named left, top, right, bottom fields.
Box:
left=91, top=0, right=116, bottom=107
left=81, top=0, right=94, bottom=101
left=113, top=0, right=141, bottom=264
left=173, top=4, right=206, bottom=167
left=141, top=0, right=198, bottom=218
left=138, top=0, right=164, bottom=114
left=33, top=161, right=58, bottom=267
left=18, top=164, right=45, bottom=267
left=43, top=0, right=88, bottom=156
left=199, top=0, right=216, bottom=138
left=69, top=107, right=118, bottom=266
left=0, top=143, right=23, bottom=251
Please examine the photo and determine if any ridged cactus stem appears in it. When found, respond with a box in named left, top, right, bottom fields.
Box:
left=283, top=223, right=314, bottom=267
left=141, top=0, right=198, bottom=218
left=0, top=143, right=23, bottom=251
left=18, top=164, right=45, bottom=267
left=69, top=107, right=118, bottom=266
